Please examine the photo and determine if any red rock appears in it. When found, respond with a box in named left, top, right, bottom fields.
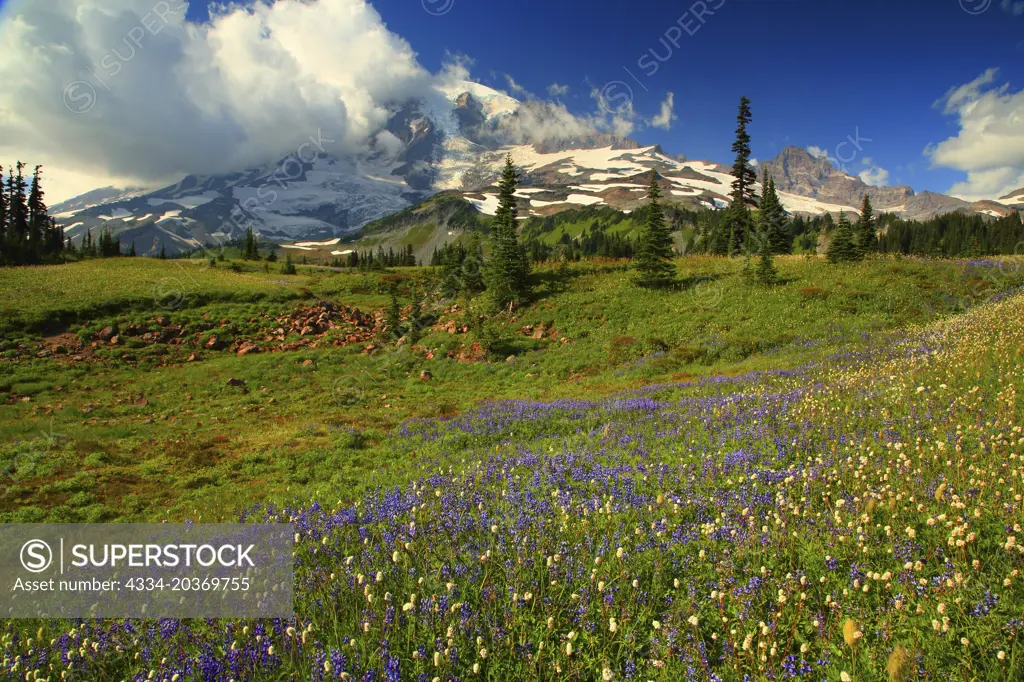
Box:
left=237, top=343, right=261, bottom=356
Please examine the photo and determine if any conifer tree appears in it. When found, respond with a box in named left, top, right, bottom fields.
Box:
left=726, top=198, right=753, bottom=256
left=158, top=244, right=167, bottom=260
left=0, top=164, right=6, bottom=264
left=758, top=170, right=789, bottom=254
left=855, top=194, right=876, bottom=255
left=634, top=171, right=677, bottom=287
left=281, top=252, right=296, bottom=274
left=26, top=165, right=47, bottom=261
left=827, top=211, right=859, bottom=263
left=725, top=97, right=757, bottom=254
left=755, top=232, right=777, bottom=285
left=487, top=153, right=530, bottom=309
left=730, top=97, right=758, bottom=207
left=129, top=241, right=137, bottom=257
left=7, top=163, right=28, bottom=263
left=385, top=291, right=402, bottom=341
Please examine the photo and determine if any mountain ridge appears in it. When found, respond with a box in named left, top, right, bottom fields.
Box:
left=50, top=82, right=1021, bottom=256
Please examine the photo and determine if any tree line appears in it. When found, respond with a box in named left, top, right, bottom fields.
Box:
left=0, top=163, right=65, bottom=266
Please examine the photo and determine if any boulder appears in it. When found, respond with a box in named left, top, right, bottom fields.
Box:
left=237, top=343, right=261, bottom=356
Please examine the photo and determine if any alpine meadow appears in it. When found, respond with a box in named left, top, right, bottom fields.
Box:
left=2, top=1, right=1024, bottom=681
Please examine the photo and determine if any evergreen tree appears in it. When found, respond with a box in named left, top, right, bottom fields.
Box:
left=407, top=297, right=423, bottom=344
left=827, top=212, right=859, bottom=263
left=758, top=170, right=789, bottom=254
left=158, top=244, right=167, bottom=260
left=26, top=165, right=46, bottom=262
left=725, top=198, right=753, bottom=256
left=855, top=194, right=877, bottom=255
left=486, top=153, right=531, bottom=309
left=724, top=97, right=758, bottom=254
left=243, top=227, right=254, bottom=259
left=281, top=253, right=296, bottom=274
left=7, top=163, right=28, bottom=263
left=730, top=97, right=758, bottom=207
left=0, top=165, right=6, bottom=265
left=129, top=241, right=137, bottom=257
left=633, top=172, right=677, bottom=287
left=385, top=292, right=402, bottom=341
left=755, top=233, right=777, bottom=285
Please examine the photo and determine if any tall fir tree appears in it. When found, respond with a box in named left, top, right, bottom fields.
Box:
left=855, top=194, right=877, bottom=255
left=827, top=211, right=859, bottom=263
left=758, top=170, right=789, bottom=254
left=7, top=163, right=28, bottom=264
left=0, top=164, right=6, bottom=264
left=26, top=165, right=46, bottom=261
left=730, top=97, right=758, bottom=207
left=634, top=171, right=677, bottom=287
left=725, top=96, right=757, bottom=254
left=487, top=153, right=531, bottom=309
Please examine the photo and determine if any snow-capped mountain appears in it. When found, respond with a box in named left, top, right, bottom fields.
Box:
left=51, top=81, right=1022, bottom=256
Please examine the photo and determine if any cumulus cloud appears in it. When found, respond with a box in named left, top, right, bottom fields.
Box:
left=859, top=166, right=890, bottom=187
left=650, top=92, right=676, bottom=130
left=807, top=145, right=829, bottom=159
left=0, top=0, right=434, bottom=200
left=504, top=75, right=532, bottom=99
left=0, top=0, right=664, bottom=202
left=547, top=82, right=569, bottom=98
left=928, top=68, right=1024, bottom=200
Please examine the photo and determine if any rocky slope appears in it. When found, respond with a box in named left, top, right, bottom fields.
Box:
left=759, top=146, right=914, bottom=210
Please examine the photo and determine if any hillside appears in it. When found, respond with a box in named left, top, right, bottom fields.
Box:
left=3, top=255, right=1024, bottom=679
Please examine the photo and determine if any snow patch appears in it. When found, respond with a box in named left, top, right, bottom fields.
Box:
left=294, top=238, right=341, bottom=247
left=468, top=193, right=501, bottom=216
left=148, top=193, right=217, bottom=209
left=777, top=192, right=857, bottom=215
left=96, top=208, right=133, bottom=220
left=156, top=210, right=182, bottom=223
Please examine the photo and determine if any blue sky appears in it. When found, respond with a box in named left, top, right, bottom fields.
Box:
left=363, top=0, right=1024, bottom=194
left=2, top=0, right=1023, bottom=201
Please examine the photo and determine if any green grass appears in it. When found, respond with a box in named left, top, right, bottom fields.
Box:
left=3, top=254, right=1024, bottom=680
left=2, top=254, right=1021, bottom=524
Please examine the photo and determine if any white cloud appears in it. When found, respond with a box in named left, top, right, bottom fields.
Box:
left=859, top=166, right=890, bottom=187
left=807, top=145, right=829, bottom=159
left=547, top=82, right=569, bottom=98
left=373, top=130, right=404, bottom=160
left=0, top=0, right=435, bottom=201
left=0, top=0, right=653, bottom=203
left=928, top=68, right=1024, bottom=200
left=505, top=75, right=531, bottom=98
left=1002, top=0, right=1024, bottom=16
left=650, top=92, right=676, bottom=130
left=750, top=158, right=759, bottom=167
